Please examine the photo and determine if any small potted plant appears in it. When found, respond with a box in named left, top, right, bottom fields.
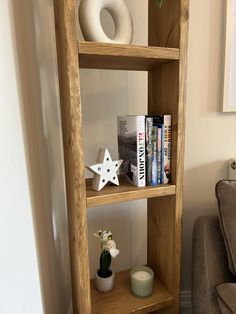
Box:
left=94, top=229, right=119, bottom=293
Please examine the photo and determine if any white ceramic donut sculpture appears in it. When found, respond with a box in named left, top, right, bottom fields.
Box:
left=79, top=0, right=133, bottom=44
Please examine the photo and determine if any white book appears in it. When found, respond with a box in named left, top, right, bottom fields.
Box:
left=117, top=115, right=146, bottom=187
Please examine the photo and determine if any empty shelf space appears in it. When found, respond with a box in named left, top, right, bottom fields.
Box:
left=91, top=269, right=173, bottom=314
left=86, top=177, right=176, bottom=207
left=78, top=41, right=179, bottom=71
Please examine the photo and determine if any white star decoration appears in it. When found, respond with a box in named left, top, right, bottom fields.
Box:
left=86, top=148, right=123, bottom=191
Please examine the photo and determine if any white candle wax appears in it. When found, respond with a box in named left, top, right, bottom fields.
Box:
left=132, top=271, right=152, bottom=281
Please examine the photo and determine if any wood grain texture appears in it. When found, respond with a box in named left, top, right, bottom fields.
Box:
left=86, top=178, right=176, bottom=207
left=147, top=1, right=189, bottom=314
left=148, top=0, right=180, bottom=48
left=78, top=41, right=179, bottom=71
left=91, top=270, right=173, bottom=314
left=53, top=1, right=91, bottom=313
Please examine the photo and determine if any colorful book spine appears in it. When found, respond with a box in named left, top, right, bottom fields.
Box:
left=145, top=117, right=153, bottom=186
left=157, top=125, right=163, bottom=184
left=154, top=115, right=171, bottom=184
left=151, top=126, right=158, bottom=185
left=117, top=116, right=146, bottom=187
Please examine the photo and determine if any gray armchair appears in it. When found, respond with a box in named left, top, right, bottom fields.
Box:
left=192, top=181, right=236, bottom=314
left=192, top=215, right=234, bottom=313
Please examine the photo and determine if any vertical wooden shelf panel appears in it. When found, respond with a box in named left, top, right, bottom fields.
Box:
left=147, top=1, right=189, bottom=314
left=53, top=0, right=91, bottom=313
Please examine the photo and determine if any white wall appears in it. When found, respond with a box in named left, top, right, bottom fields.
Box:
left=0, top=0, right=72, bottom=313
left=0, top=1, right=43, bottom=313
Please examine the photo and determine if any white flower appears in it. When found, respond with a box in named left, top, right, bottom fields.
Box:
left=110, top=247, right=120, bottom=258
left=102, top=239, right=119, bottom=258
left=94, top=229, right=120, bottom=258
left=95, top=229, right=112, bottom=242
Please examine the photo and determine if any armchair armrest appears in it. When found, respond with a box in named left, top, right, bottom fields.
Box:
left=192, top=215, right=234, bottom=314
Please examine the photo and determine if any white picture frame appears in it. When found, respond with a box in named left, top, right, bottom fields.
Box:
left=222, top=0, right=236, bottom=112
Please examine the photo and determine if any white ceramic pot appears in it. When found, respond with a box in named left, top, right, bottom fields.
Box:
left=79, top=0, right=133, bottom=44
left=95, top=269, right=115, bottom=293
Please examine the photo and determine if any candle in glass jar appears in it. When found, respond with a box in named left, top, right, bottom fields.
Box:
left=131, top=266, right=154, bottom=297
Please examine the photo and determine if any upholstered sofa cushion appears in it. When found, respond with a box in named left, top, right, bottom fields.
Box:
left=216, top=283, right=236, bottom=314
left=216, top=180, right=236, bottom=276
left=192, top=215, right=233, bottom=314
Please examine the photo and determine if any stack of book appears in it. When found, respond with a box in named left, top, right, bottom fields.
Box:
left=117, top=115, right=171, bottom=187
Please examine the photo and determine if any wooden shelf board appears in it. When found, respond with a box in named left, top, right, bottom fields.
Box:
left=78, top=41, right=179, bottom=71
left=86, top=178, right=176, bottom=208
left=91, top=269, right=173, bottom=314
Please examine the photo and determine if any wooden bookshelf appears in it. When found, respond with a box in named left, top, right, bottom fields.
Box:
left=78, top=41, right=179, bottom=71
left=91, top=270, right=173, bottom=314
left=53, top=0, right=189, bottom=313
left=86, top=178, right=176, bottom=207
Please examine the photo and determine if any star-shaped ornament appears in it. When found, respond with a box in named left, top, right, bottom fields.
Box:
left=86, top=148, right=123, bottom=191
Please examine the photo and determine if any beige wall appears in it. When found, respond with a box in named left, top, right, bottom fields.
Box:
left=182, top=0, right=236, bottom=291
left=3, top=0, right=236, bottom=313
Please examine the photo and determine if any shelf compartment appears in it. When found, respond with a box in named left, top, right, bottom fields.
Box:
left=78, top=41, right=179, bottom=71
left=91, top=269, right=173, bottom=314
left=86, top=177, right=176, bottom=208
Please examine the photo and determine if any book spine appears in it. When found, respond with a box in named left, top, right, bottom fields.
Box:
left=146, top=117, right=153, bottom=186
left=163, top=115, right=171, bottom=184
left=136, top=116, right=146, bottom=187
left=157, top=125, right=164, bottom=184
left=151, top=126, right=158, bottom=186
left=152, top=115, right=171, bottom=184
